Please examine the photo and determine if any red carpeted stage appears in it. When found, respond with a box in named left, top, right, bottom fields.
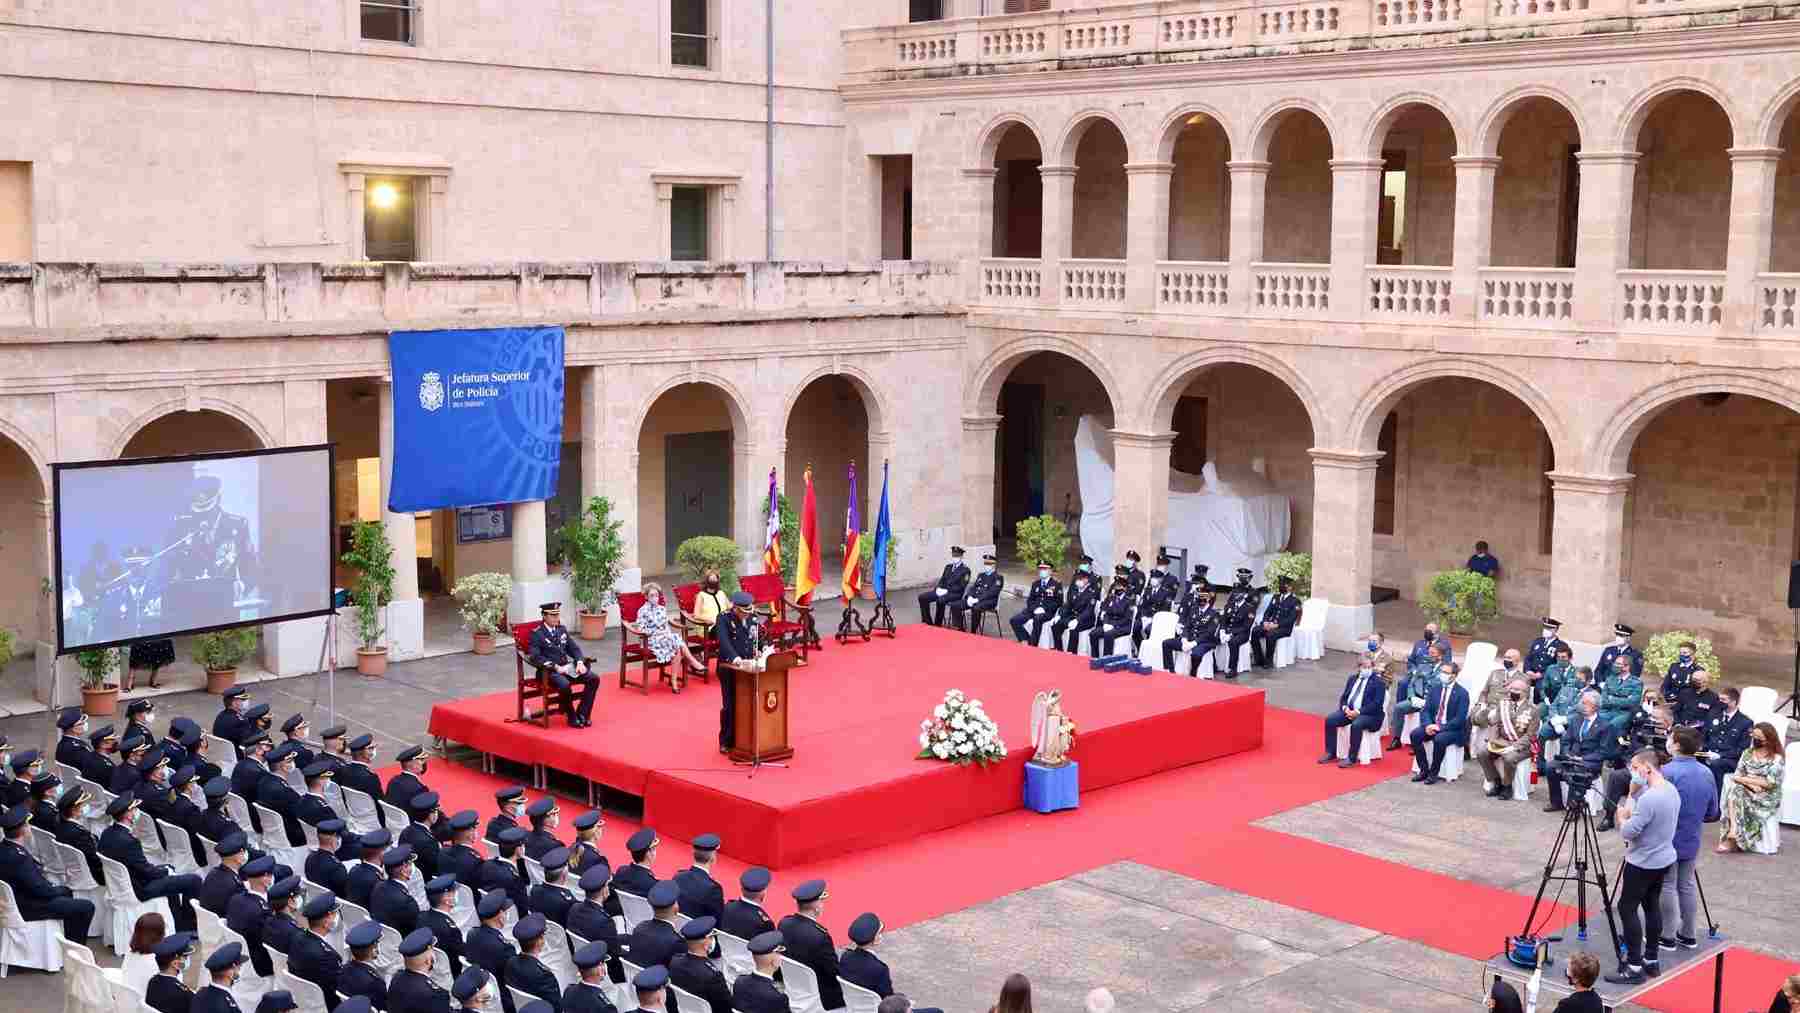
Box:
left=427, top=625, right=1262, bottom=867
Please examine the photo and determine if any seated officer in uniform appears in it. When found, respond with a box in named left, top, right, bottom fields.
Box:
left=420, top=873, right=466, bottom=977
left=0, top=804, right=96, bottom=943
left=733, top=932, right=792, bottom=1013
left=1701, top=687, right=1754, bottom=792
left=1048, top=564, right=1098, bottom=655
left=401, top=791, right=445, bottom=881
left=445, top=810, right=487, bottom=891
left=337, top=735, right=387, bottom=823
left=779, top=879, right=844, bottom=1012
left=530, top=602, right=599, bottom=728
left=671, top=916, right=734, bottom=1013
left=265, top=876, right=305, bottom=958
left=613, top=827, right=660, bottom=897
left=507, top=912, right=564, bottom=1009
left=99, top=792, right=201, bottom=931
left=720, top=866, right=776, bottom=940
left=632, top=964, right=674, bottom=1013
left=278, top=714, right=316, bottom=771
left=530, top=846, right=578, bottom=926
left=338, top=920, right=390, bottom=1010
left=569, top=865, right=626, bottom=985
left=347, top=829, right=391, bottom=908
left=1218, top=568, right=1259, bottom=678
left=487, top=785, right=528, bottom=845
left=372, top=843, right=424, bottom=935
left=1670, top=668, right=1721, bottom=729
left=213, top=686, right=252, bottom=745
left=452, top=968, right=498, bottom=1012
left=1133, top=556, right=1180, bottom=653
left=390, top=926, right=451, bottom=1013
left=296, top=760, right=338, bottom=832
left=193, top=941, right=250, bottom=1013
left=307, top=818, right=351, bottom=896
left=916, top=546, right=970, bottom=628
left=482, top=827, right=531, bottom=913
left=948, top=553, right=1003, bottom=633
left=838, top=912, right=943, bottom=1012
left=144, top=932, right=196, bottom=1013
left=226, top=855, right=278, bottom=978
left=569, top=810, right=607, bottom=877
left=524, top=796, right=563, bottom=860
left=1010, top=561, right=1062, bottom=645
left=1162, top=580, right=1220, bottom=677
left=464, top=893, right=519, bottom=1005
left=290, top=891, right=348, bottom=1008
left=565, top=940, right=620, bottom=1013
left=1249, top=577, right=1300, bottom=669
left=1089, top=566, right=1135, bottom=658
left=629, top=880, right=687, bottom=968
left=386, top=744, right=433, bottom=811
left=674, top=832, right=725, bottom=922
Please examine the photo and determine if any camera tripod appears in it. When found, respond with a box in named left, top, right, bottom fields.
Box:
left=1519, top=779, right=1623, bottom=961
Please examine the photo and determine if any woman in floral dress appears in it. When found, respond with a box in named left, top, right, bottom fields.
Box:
left=1718, top=721, right=1785, bottom=854
left=627, top=581, right=706, bottom=690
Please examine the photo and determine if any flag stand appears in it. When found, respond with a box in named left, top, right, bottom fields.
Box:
left=870, top=596, right=896, bottom=637
left=835, top=600, right=871, bottom=644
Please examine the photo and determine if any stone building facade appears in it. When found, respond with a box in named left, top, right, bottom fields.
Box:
left=5, top=0, right=1800, bottom=691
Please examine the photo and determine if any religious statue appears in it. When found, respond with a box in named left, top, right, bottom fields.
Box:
left=1030, top=690, right=1076, bottom=767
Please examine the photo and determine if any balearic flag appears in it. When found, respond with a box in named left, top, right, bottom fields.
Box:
left=795, top=465, right=822, bottom=602
left=841, top=462, right=863, bottom=601
left=762, top=468, right=782, bottom=576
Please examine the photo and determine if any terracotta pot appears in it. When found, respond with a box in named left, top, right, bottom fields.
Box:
left=205, top=667, right=238, bottom=695
left=1447, top=633, right=1474, bottom=656
left=357, top=647, right=389, bottom=676
left=82, top=684, right=120, bottom=717
left=579, top=610, right=607, bottom=640
left=472, top=631, right=496, bottom=656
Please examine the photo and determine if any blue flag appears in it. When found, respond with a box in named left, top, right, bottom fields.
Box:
left=873, top=460, right=893, bottom=600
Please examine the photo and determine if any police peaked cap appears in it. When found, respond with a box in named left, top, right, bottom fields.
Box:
left=647, top=881, right=680, bottom=908
left=397, top=746, right=423, bottom=763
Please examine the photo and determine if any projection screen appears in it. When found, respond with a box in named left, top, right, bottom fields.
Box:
left=54, top=444, right=335, bottom=653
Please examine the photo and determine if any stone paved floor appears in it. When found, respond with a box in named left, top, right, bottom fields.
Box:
left=2, top=588, right=1794, bottom=1011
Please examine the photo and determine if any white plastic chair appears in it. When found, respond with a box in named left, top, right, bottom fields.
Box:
left=373, top=922, right=404, bottom=978
left=299, top=821, right=319, bottom=850
left=541, top=918, right=576, bottom=988
left=523, top=855, right=546, bottom=887
left=616, top=891, right=652, bottom=931
left=671, top=983, right=707, bottom=1013
left=0, top=879, right=64, bottom=976
left=53, top=841, right=110, bottom=946
left=1292, top=598, right=1327, bottom=661
left=1740, top=686, right=1779, bottom=724
left=1334, top=724, right=1383, bottom=765
left=509, top=985, right=539, bottom=1013
left=195, top=833, right=221, bottom=874
left=1769, top=714, right=1790, bottom=747
left=77, top=781, right=112, bottom=839
left=779, top=955, right=826, bottom=1013
left=63, top=937, right=117, bottom=1013
left=25, top=825, right=58, bottom=873
left=55, top=760, right=84, bottom=788
left=156, top=818, right=200, bottom=874
left=205, top=734, right=238, bottom=778
left=1213, top=640, right=1252, bottom=675
left=1781, top=742, right=1800, bottom=827
left=278, top=969, right=329, bottom=1013
left=1272, top=632, right=1298, bottom=669
left=224, top=793, right=262, bottom=848
left=429, top=946, right=454, bottom=990
left=254, top=803, right=308, bottom=869
left=98, top=855, right=173, bottom=958
left=715, top=930, right=753, bottom=983
left=130, top=809, right=168, bottom=867
left=377, top=800, right=408, bottom=834
left=1135, top=612, right=1180, bottom=670
left=842, top=979, right=882, bottom=1013
left=338, top=786, right=380, bottom=838
left=196, top=906, right=231, bottom=971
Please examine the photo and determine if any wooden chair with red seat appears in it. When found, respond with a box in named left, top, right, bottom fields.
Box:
left=512, top=623, right=566, bottom=727
left=670, top=582, right=713, bottom=684
left=736, top=572, right=820, bottom=661
left=616, top=591, right=674, bottom=694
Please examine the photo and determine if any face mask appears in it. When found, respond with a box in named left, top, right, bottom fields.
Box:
left=1509, top=691, right=1524, bottom=701
left=1502, top=659, right=1515, bottom=670
left=1037, top=571, right=1049, bottom=581
left=1679, top=652, right=1692, bottom=662
left=1439, top=671, right=1454, bottom=683
left=1542, top=628, right=1555, bottom=638
left=1366, top=640, right=1379, bottom=652
left=1422, top=630, right=1434, bottom=641
left=951, top=557, right=962, bottom=567
left=1615, top=636, right=1627, bottom=646
left=705, top=578, right=719, bottom=588
left=1127, top=561, right=1137, bottom=570
left=983, top=566, right=994, bottom=575
left=1074, top=582, right=1087, bottom=592
left=1629, top=769, right=1646, bottom=788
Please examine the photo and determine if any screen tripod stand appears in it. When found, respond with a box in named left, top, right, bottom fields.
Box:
left=1782, top=608, right=1800, bottom=720
left=1516, top=775, right=1623, bottom=964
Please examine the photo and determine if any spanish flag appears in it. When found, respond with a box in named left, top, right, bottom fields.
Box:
left=795, top=465, right=822, bottom=602
left=841, top=462, right=863, bottom=601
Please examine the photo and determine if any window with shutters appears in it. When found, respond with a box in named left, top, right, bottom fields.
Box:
left=910, top=0, right=946, bottom=20
left=360, top=0, right=418, bottom=44
left=672, top=0, right=717, bottom=69
left=1003, top=0, right=1052, bottom=12
left=670, top=186, right=709, bottom=261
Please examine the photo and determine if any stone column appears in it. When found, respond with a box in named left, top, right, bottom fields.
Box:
left=377, top=380, right=425, bottom=662
left=1039, top=164, right=1078, bottom=307
left=1227, top=160, right=1271, bottom=315
left=262, top=379, right=337, bottom=676
left=1124, top=162, right=1174, bottom=312
left=1309, top=449, right=1381, bottom=650
left=1328, top=159, right=1385, bottom=321
left=1572, top=152, right=1640, bottom=330
left=736, top=439, right=782, bottom=578
left=1109, top=429, right=1174, bottom=569
left=577, top=365, right=642, bottom=610
left=1450, top=155, right=1501, bottom=321
left=1725, top=147, right=1783, bottom=334
left=1547, top=472, right=1631, bottom=661
left=961, top=414, right=1002, bottom=560
left=962, top=166, right=999, bottom=303
left=509, top=500, right=567, bottom=626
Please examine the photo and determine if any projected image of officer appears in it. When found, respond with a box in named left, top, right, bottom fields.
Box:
left=163, top=472, right=260, bottom=617
left=96, top=544, right=164, bottom=643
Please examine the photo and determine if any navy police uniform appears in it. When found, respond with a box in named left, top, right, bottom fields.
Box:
left=530, top=605, right=598, bottom=727
left=1218, top=572, right=1259, bottom=677
left=1162, top=589, right=1220, bottom=676
left=947, top=556, right=1002, bottom=633
left=1089, top=573, right=1135, bottom=658
left=1048, top=568, right=1099, bottom=654
left=916, top=551, right=970, bottom=627
left=1249, top=586, right=1300, bottom=669
left=1009, top=571, right=1062, bottom=645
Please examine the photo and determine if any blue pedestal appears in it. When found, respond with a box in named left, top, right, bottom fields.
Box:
left=1023, top=760, right=1080, bottom=813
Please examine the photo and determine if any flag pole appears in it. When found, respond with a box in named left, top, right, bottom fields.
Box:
left=835, top=459, right=870, bottom=644
left=870, top=456, right=896, bottom=637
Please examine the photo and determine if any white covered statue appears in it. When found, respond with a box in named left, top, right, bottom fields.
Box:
left=1030, top=689, right=1076, bottom=767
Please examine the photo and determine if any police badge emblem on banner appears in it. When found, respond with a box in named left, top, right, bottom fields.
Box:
left=386, top=326, right=566, bottom=512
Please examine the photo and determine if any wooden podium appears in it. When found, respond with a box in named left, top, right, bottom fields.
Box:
left=730, top=650, right=796, bottom=763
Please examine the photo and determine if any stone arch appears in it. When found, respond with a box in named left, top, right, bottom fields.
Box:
left=966, top=334, right=1125, bottom=420
left=973, top=113, right=1048, bottom=167
left=1153, top=103, right=1238, bottom=163
left=1475, top=86, right=1590, bottom=156
left=1053, top=108, right=1136, bottom=166
left=0, top=416, right=51, bottom=495
left=1248, top=98, right=1338, bottom=161
left=0, top=426, right=49, bottom=648
left=1345, top=358, right=1573, bottom=465
left=779, top=362, right=890, bottom=437
left=1615, top=77, right=1741, bottom=151
left=1593, top=372, right=1800, bottom=475
left=1142, top=345, right=1326, bottom=440
left=111, top=399, right=274, bottom=458
left=1361, top=92, right=1468, bottom=159
left=1756, top=76, right=1800, bottom=148
left=632, top=370, right=753, bottom=443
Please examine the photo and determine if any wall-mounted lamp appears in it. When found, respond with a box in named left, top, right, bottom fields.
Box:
left=369, top=181, right=401, bottom=211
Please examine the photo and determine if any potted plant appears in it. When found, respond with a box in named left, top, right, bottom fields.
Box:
left=856, top=530, right=904, bottom=599
left=341, top=520, right=396, bottom=676
left=676, top=535, right=742, bottom=590
left=1015, top=514, right=1071, bottom=570
left=75, top=647, right=120, bottom=716
left=1264, top=552, right=1313, bottom=598
left=193, top=627, right=259, bottom=694
left=562, top=496, right=625, bottom=640
left=0, top=628, right=13, bottom=672
left=1418, top=568, right=1500, bottom=649
left=453, top=572, right=514, bottom=655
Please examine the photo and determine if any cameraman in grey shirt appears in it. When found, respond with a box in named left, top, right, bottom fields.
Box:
left=1605, top=749, right=1681, bottom=985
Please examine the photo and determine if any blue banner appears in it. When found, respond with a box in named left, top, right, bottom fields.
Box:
left=387, top=326, right=565, bottom=512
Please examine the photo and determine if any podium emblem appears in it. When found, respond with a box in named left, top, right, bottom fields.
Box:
left=763, top=690, right=780, bottom=713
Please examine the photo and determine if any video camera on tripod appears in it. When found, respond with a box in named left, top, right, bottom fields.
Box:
left=1551, top=753, right=1602, bottom=792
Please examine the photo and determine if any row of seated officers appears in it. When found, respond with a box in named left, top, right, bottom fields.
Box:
left=916, top=547, right=1301, bottom=678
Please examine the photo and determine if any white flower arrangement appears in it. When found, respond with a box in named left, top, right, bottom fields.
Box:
left=916, top=688, right=1007, bottom=767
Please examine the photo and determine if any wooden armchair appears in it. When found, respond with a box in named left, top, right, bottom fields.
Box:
left=616, top=592, right=673, bottom=695
left=737, top=573, right=821, bottom=661
left=670, top=582, right=713, bottom=684
left=512, top=623, right=565, bottom=727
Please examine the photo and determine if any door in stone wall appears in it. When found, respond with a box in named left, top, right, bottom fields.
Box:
left=665, top=430, right=732, bottom=566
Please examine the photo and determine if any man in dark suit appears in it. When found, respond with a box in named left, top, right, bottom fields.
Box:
left=568, top=866, right=626, bottom=985
left=948, top=552, right=1003, bottom=633
left=1049, top=560, right=1099, bottom=654
left=731, top=933, right=792, bottom=1013
left=1702, top=687, right=1756, bottom=792
left=565, top=941, right=621, bottom=1013
left=0, top=805, right=95, bottom=941
left=348, top=829, right=392, bottom=908
left=307, top=818, right=351, bottom=896
left=420, top=874, right=466, bottom=977
left=1321, top=658, right=1388, bottom=768
left=508, top=912, right=565, bottom=1010
left=143, top=932, right=196, bottom=1013
left=1408, top=663, right=1471, bottom=786
left=778, top=879, right=843, bottom=1012
left=213, top=686, right=252, bottom=745
left=465, top=893, right=519, bottom=1008
left=1250, top=577, right=1301, bottom=669
left=673, top=833, right=724, bottom=922
left=372, top=844, right=423, bottom=934
left=443, top=810, right=486, bottom=891
left=388, top=926, right=451, bottom=1013
left=200, top=831, right=250, bottom=916
left=916, top=545, right=970, bottom=628
left=487, top=786, right=527, bottom=846
left=629, top=880, right=686, bottom=968
left=337, top=735, right=387, bottom=822
left=1544, top=691, right=1616, bottom=812
left=530, top=846, right=578, bottom=926
left=482, top=827, right=531, bottom=913
left=524, top=797, right=563, bottom=860
left=1010, top=561, right=1062, bottom=645
left=719, top=866, right=776, bottom=940
left=386, top=745, right=433, bottom=810
left=226, top=855, right=279, bottom=978
left=402, top=790, right=446, bottom=881
left=339, top=920, right=391, bottom=1009
left=530, top=602, right=598, bottom=728
left=670, top=917, right=733, bottom=1013
left=613, top=828, right=659, bottom=898
left=295, top=761, right=339, bottom=831
left=193, top=942, right=250, bottom=1013
left=98, top=792, right=201, bottom=931
left=290, top=892, right=348, bottom=1008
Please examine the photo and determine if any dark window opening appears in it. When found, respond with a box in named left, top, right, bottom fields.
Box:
left=672, top=0, right=711, bottom=68
left=364, top=176, right=418, bottom=262
left=671, top=186, right=709, bottom=261
left=1377, top=150, right=1406, bottom=266
left=1556, top=145, right=1581, bottom=269
left=910, top=0, right=945, bottom=20
left=360, top=0, right=416, bottom=43
left=1374, top=412, right=1397, bottom=536
left=1170, top=396, right=1209, bottom=476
